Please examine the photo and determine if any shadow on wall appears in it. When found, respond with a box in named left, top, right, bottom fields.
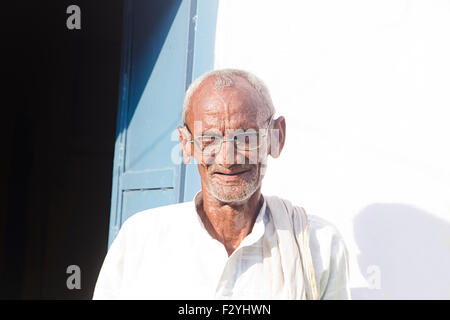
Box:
left=352, top=203, right=450, bottom=300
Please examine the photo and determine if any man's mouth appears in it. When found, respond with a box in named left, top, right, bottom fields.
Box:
left=212, top=168, right=251, bottom=180
left=214, top=169, right=250, bottom=175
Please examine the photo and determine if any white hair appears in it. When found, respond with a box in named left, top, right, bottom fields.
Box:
left=182, top=69, right=275, bottom=124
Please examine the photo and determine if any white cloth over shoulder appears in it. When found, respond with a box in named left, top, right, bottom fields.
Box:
left=93, top=194, right=351, bottom=300
left=263, top=196, right=318, bottom=300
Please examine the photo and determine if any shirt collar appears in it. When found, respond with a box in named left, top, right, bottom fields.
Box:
left=239, top=197, right=266, bottom=248
left=192, top=191, right=267, bottom=249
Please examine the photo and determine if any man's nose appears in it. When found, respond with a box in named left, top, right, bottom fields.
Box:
left=215, top=139, right=238, bottom=166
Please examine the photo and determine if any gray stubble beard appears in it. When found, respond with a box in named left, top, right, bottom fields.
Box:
left=205, top=166, right=263, bottom=203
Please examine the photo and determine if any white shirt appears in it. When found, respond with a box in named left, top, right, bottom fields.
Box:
left=93, top=195, right=351, bottom=299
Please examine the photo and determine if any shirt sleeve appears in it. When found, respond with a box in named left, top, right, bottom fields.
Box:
left=92, top=220, right=129, bottom=300
left=308, top=215, right=351, bottom=300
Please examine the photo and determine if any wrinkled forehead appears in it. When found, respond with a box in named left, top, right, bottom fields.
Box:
left=187, top=76, right=270, bottom=131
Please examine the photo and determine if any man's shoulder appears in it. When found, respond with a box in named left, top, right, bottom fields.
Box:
left=121, top=200, right=194, bottom=231
left=305, top=213, right=347, bottom=255
left=266, top=194, right=343, bottom=242
left=307, top=214, right=342, bottom=241
left=264, top=195, right=345, bottom=252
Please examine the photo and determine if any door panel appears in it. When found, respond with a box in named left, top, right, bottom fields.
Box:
left=109, top=0, right=217, bottom=247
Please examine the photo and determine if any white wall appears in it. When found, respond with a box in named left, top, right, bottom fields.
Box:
left=214, top=0, right=450, bottom=299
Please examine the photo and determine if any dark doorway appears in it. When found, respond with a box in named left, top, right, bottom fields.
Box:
left=1, top=1, right=124, bottom=299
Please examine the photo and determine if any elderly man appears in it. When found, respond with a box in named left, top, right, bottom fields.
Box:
left=93, top=69, right=350, bottom=300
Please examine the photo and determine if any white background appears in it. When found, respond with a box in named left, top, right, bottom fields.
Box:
left=214, top=0, right=450, bottom=299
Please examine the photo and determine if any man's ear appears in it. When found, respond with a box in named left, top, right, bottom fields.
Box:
left=178, top=125, right=192, bottom=164
left=268, top=116, right=286, bottom=158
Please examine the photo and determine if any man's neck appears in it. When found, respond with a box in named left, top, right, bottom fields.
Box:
left=195, top=189, right=264, bottom=256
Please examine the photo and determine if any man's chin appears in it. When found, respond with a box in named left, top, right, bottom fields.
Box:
left=207, top=185, right=258, bottom=203
left=214, top=194, right=250, bottom=203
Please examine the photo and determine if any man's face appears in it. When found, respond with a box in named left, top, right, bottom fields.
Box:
left=184, top=77, right=272, bottom=203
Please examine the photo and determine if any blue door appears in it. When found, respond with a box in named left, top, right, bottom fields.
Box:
left=108, top=0, right=218, bottom=247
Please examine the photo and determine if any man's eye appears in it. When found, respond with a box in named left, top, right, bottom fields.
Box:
left=198, top=136, right=219, bottom=147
